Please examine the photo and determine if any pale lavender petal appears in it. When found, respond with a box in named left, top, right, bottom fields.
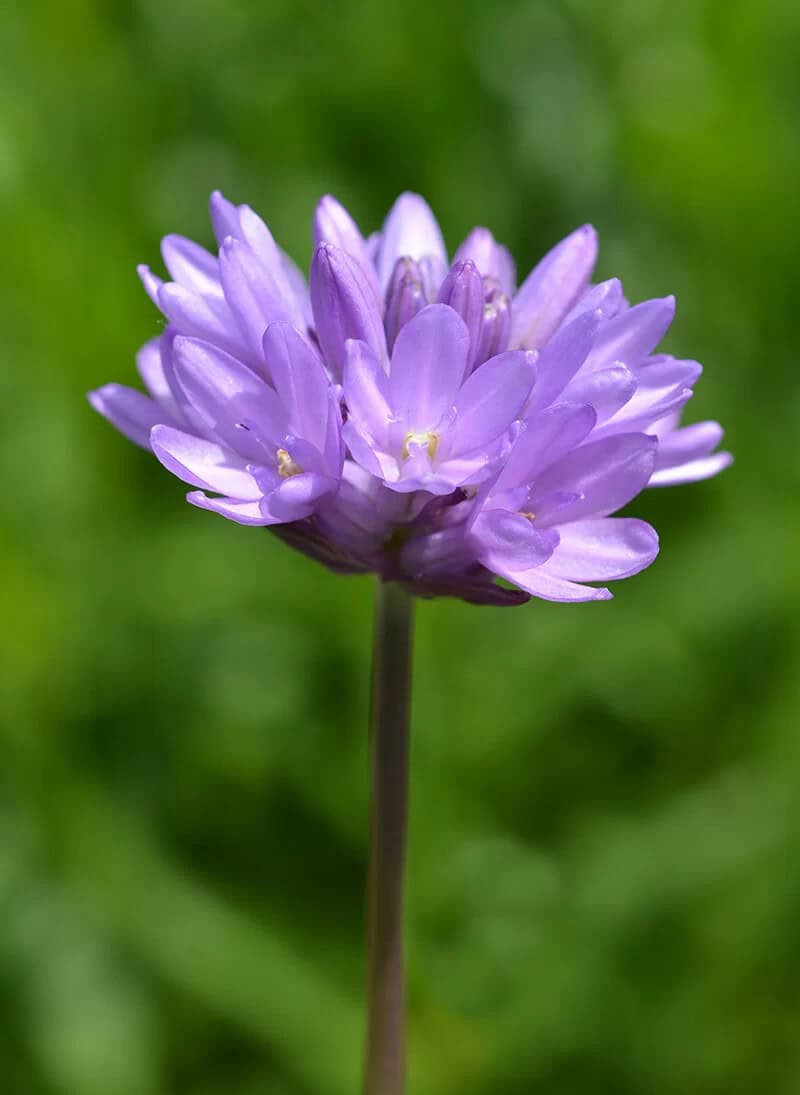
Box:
left=511, top=225, right=597, bottom=350
left=649, top=451, right=733, bottom=487
left=376, top=192, right=447, bottom=291
left=262, top=322, right=330, bottom=448
left=88, top=384, right=173, bottom=449
left=655, top=420, right=724, bottom=468
left=157, top=282, right=238, bottom=351
left=416, top=254, right=447, bottom=301
left=265, top=472, right=339, bottom=522
left=187, top=491, right=276, bottom=526
left=150, top=425, right=262, bottom=498
left=472, top=509, right=559, bottom=570
left=137, top=264, right=164, bottom=306
left=171, top=336, right=286, bottom=459
left=279, top=249, right=313, bottom=329
left=530, top=433, right=657, bottom=524
left=561, top=278, right=625, bottom=326
left=445, top=350, right=535, bottom=455
left=560, top=365, right=637, bottom=422
left=161, top=235, right=222, bottom=297
left=525, top=309, right=601, bottom=412
left=313, top=194, right=380, bottom=297
left=592, top=387, right=693, bottom=440
left=310, top=244, right=387, bottom=380
left=581, top=297, right=675, bottom=372
left=219, top=237, right=294, bottom=360
left=209, top=190, right=241, bottom=244
left=453, top=227, right=516, bottom=295
left=343, top=339, right=393, bottom=450
left=498, top=562, right=613, bottom=602
left=494, top=403, right=597, bottom=492
left=388, top=304, right=469, bottom=427
left=545, top=518, right=659, bottom=580
left=136, top=337, right=182, bottom=418
left=342, top=420, right=398, bottom=480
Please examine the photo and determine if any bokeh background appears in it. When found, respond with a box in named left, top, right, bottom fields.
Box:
left=2, top=1, right=799, bottom=1092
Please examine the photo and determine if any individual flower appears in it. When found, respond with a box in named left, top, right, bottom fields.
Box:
left=90, top=189, right=731, bottom=604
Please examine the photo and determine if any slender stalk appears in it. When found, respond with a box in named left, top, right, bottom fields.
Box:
left=364, top=580, right=414, bottom=1095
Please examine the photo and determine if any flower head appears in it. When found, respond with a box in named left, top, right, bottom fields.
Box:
left=90, top=190, right=731, bottom=604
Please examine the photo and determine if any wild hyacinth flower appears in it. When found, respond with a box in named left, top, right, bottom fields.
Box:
left=90, top=190, right=730, bottom=1095
left=91, top=189, right=729, bottom=604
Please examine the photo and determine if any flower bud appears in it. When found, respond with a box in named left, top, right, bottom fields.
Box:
left=475, top=287, right=511, bottom=366
left=437, top=260, right=484, bottom=366
left=384, top=257, right=426, bottom=350
left=309, top=243, right=387, bottom=379
left=453, top=226, right=516, bottom=295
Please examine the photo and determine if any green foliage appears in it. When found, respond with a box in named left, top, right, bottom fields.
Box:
left=1, top=0, right=799, bottom=1091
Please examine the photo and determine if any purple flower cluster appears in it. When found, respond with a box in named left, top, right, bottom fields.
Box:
left=90, top=192, right=730, bottom=604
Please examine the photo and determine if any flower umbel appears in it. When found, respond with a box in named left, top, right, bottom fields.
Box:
left=90, top=191, right=731, bottom=603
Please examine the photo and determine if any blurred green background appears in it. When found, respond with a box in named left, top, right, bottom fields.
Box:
left=1, top=1, right=799, bottom=1092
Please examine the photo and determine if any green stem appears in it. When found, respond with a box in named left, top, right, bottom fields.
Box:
left=364, top=580, right=414, bottom=1095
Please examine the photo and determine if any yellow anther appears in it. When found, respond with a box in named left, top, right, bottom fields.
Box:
left=276, top=448, right=303, bottom=478
left=519, top=510, right=536, bottom=522
left=402, top=430, right=439, bottom=460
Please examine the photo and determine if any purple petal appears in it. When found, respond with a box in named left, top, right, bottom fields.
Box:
left=546, top=518, right=659, bottom=581
left=88, top=383, right=173, bottom=449
left=649, top=451, right=732, bottom=487
left=161, top=235, right=222, bottom=297
left=265, top=472, right=339, bottom=522
left=530, top=432, right=657, bottom=524
left=187, top=491, right=276, bottom=526
left=453, top=227, right=516, bottom=294
left=137, top=264, right=164, bottom=307
left=560, top=365, right=637, bottom=422
left=494, top=403, right=598, bottom=493
left=655, top=420, right=724, bottom=469
left=525, top=309, right=601, bottom=412
left=310, top=244, right=387, bottom=380
left=262, top=322, right=331, bottom=449
left=562, top=278, right=625, bottom=326
left=388, top=304, right=470, bottom=427
left=581, top=297, right=675, bottom=372
left=209, top=190, right=242, bottom=244
left=498, top=563, right=613, bottom=602
left=342, top=420, right=399, bottom=480
left=472, top=509, right=559, bottom=570
left=376, top=193, right=447, bottom=291
left=171, top=336, right=286, bottom=460
left=219, top=237, right=294, bottom=361
left=343, top=339, right=393, bottom=451
left=445, top=350, right=535, bottom=455
left=150, top=425, right=262, bottom=498
left=511, top=225, right=597, bottom=350
left=313, top=194, right=380, bottom=297
left=156, top=282, right=239, bottom=353
left=136, top=337, right=183, bottom=420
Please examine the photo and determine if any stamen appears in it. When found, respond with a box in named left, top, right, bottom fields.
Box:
left=402, top=430, right=439, bottom=460
left=519, top=510, right=536, bottom=522
left=276, top=448, right=303, bottom=478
